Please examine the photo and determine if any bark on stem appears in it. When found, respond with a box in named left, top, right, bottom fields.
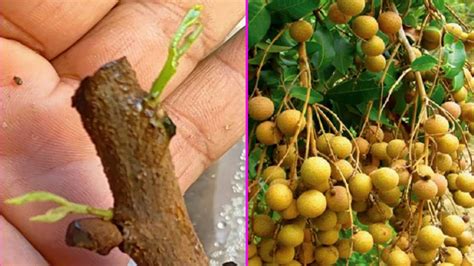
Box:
left=71, top=57, right=208, bottom=265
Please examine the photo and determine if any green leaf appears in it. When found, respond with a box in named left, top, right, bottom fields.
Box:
left=430, top=84, right=446, bottom=104
left=267, top=0, right=319, bottom=20
left=311, top=27, right=335, bottom=70
left=443, top=41, right=466, bottom=79
left=248, top=1, right=271, bottom=48
left=30, top=206, right=73, bottom=223
left=452, top=71, right=465, bottom=91
left=256, top=42, right=292, bottom=53
left=411, top=55, right=438, bottom=71
left=432, top=0, right=445, bottom=10
left=327, top=78, right=379, bottom=104
left=290, top=86, right=324, bottom=104
left=332, top=35, right=354, bottom=75
left=403, top=13, right=418, bottom=28
left=5, top=191, right=69, bottom=206
left=249, top=147, right=263, bottom=179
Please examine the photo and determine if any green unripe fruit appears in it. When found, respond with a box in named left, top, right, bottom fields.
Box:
left=368, top=223, right=392, bottom=244
left=370, top=167, right=399, bottom=191
left=336, top=0, right=365, bottom=16
left=352, top=16, right=379, bottom=40
left=442, top=215, right=466, bottom=237
left=276, top=109, right=306, bottom=136
left=352, top=230, right=374, bottom=253
left=365, top=55, right=386, bottom=72
left=289, top=20, right=313, bottom=43
left=277, top=224, right=304, bottom=247
left=249, top=96, right=274, bottom=121
left=330, top=136, right=352, bottom=158
left=377, top=11, right=402, bottom=34
left=422, top=27, right=441, bottom=50
left=424, top=114, right=449, bottom=136
left=256, top=121, right=282, bottom=145
left=300, top=156, right=331, bottom=187
left=296, top=189, right=327, bottom=218
left=362, top=36, right=385, bottom=56
left=265, top=183, right=293, bottom=211
left=417, top=225, right=445, bottom=250
left=386, top=139, right=408, bottom=159
left=456, top=173, right=474, bottom=192
left=262, top=165, right=286, bottom=183
left=325, top=186, right=350, bottom=212
left=413, top=179, right=438, bottom=200
left=436, top=133, right=459, bottom=154
left=328, top=3, right=351, bottom=24
left=349, top=173, right=372, bottom=200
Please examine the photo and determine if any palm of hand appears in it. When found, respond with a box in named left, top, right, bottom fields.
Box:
left=0, top=1, right=244, bottom=265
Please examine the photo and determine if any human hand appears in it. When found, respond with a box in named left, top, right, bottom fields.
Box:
left=0, top=0, right=244, bottom=265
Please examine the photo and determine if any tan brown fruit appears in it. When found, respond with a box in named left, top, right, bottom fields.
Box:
left=325, top=186, right=350, bottom=212
left=253, top=214, right=276, bottom=237
left=316, top=133, right=335, bottom=154
left=276, top=109, right=306, bottom=136
left=417, top=225, right=445, bottom=250
left=258, top=239, right=276, bottom=262
left=457, top=231, right=472, bottom=247
left=377, top=11, right=402, bottom=34
left=262, top=165, right=286, bottom=183
left=435, top=153, right=453, bottom=172
left=396, top=233, right=410, bottom=251
left=330, top=136, right=352, bottom=159
left=313, top=246, right=339, bottom=265
left=366, top=125, right=384, bottom=143
left=442, top=215, right=466, bottom=237
left=469, top=122, right=474, bottom=135
left=312, top=210, right=337, bottom=231
left=317, top=228, right=340, bottom=245
left=368, top=223, right=392, bottom=244
left=462, top=102, right=474, bottom=121
left=289, top=20, right=313, bottom=43
left=413, top=179, right=438, bottom=200
left=391, top=160, right=410, bottom=186
left=367, top=202, right=393, bottom=222
left=336, top=239, right=352, bottom=259
left=331, top=159, right=354, bottom=180
left=275, top=246, right=295, bottom=264
left=370, top=167, right=399, bottom=191
left=336, top=0, right=365, bottom=16
left=365, top=55, right=386, bottom=72
left=265, top=183, right=293, bottom=211
left=352, top=200, right=368, bottom=212
left=277, top=224, right=304, bottom=247
left=349, top=173, right=373, bottom=200
left=378, top=186, right=401, bottom=206
left=362, top=163, right=378, bottom=175
left=296, top=189, right=327, bottom=218
left=456, top=173, right=474, bottom=192
left=444, top=246, right=463, bottom=265
left=370, top=142, right=389, bottom=160
left=328, top=3, right=351, bottom=24
left=387, top=249, right=410, bottom=266
left=249, top=96, right=274, bottom=121
left=454, top=86, right=468, bottom=102
left=413, top=245, right=438, bottom=263
left=352, top=15, right=379, bottom=40
left=256, top=121, right=282, bottom=145
left=352, top=230, right=374, bottom=253
left=422, top=39, right=440, bottom=50
left=432, top=173, right=448, bottom=196
left=248, top=243, right=257, bottom=258
left=301, top=156, right=331, bottom=187
left=424, top=114, right=449, bottom=136
left=441, top=101, right=462, bottom=119
left=436, top=133, right=459, bottom=154
left=362, top=35, right=385, bottom=56
left=274, top=144, right=297, bottom=168
left=248, top=256, right=262, bottom=266
left=280, top=199, right=300, bottom=220
left=386, top=139, right=408, bottom=159
left=412, top=142, right=425, bottom=159
left=353, top=137, right=370, bottom=155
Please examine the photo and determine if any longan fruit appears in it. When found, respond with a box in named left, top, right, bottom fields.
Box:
left=362, top=35, right=385, bottom=56
left=316, top=133, right=335, bottom=154
left=352, top=16, right=379, bottom=40
left=313, top=246, right=339, bottom=265
left=435, top=153, right=453, bottom=172
left=336, top=0, right=365, bottom=16
left=352, top=199, right=368, bottom=212
left=328, top=3, right=351, bottom=24
left=391, top=160, right=410, bottom=186
left=277, top=224, right=304, bottom=247
left=326, top=186, right=350, bottom=212
left=436, top=133, right=459, bottom=154
left=447, top=173, right=459, bottom=190
left=289, top=20, right=313, bottom=43
left=248, top=256, right=263, bottom=266
left=417, top=225, right=445, bottom=250
left=432, top=173, right=448, bottom=196
left=249, top=96, right=274, bottom=121
left=444, top=246, right=463, bottom=265
left=249, top=243, right=257, bottom=258
left=422, top=27, right=441, bottom=50
left=275, top=246, right=295, bottom=264
left=312, top=209, right=337, bottom=231
left=377, top=11, right=402, bottom=34
left=330, top=136, right=352, bottom=158
left=276, top=109, right=306, bottom=136
left=300, top=156, right=331, bottom=187
left=456, top=173, right=474, bottom=192
left=336, top=239, right=352, bottom=259
left=370, top=167, right=399, bottom=191
left=387, top=249, right=410, bottom=266
left=416, top=164, right=435, bottom=180
left=352, top=230, right=374, bottom=253
left=299, top=242, right=314, bottom=264
left=317, top=228, right=340, bottom=245
left=413, top=245, right=438, bottom=263
left=353, top=137, right=370, bottom=155
left=442, top=215, right=466, bottom=237
left=368, top=223, right=393, bottom=244
left=424, top=114, right=449, bottom=136
left=468, top=122, right=474, bottom=135
left=296, top=190, right=327, bottom=218
left=378, top=186, right=401, bottom=206
left=256, top=121, right=282, bottom=145
left=262, top=165, right=286, bottom=183
left=366, top=125, right=384, bottom=143
left=386, top=139, right=408, bottom=159
left=413, top=179, right=438, bottom=200
left=280, top=199, right=300, bottom=220
left=282, top=260, right=302, bottom=266
left=454, top=86, right=468, bottom=103
left=462, top=102, right=474, bottom=122
left=362, top=163, right=378, bottom=175
left=457, top=231, right=473, bottom=247
left=412, top=142, right=426, bottom=159
left=331, top=159, right=354, bottom=180
left=337, top=210, right=351, bottom=226
left=365, top=55, right=386, bottom=72
left=445, top=236, right=459, bottom=247
left=367, top=202, right=393, bottom=222
left=253, top=214, right=276, bottom=238
left=396, top=232, right=410, bottom=251
left=442, top=101, right=462, bottom=119
left=349, top=173, right=373, bottom=200
left=370, top=142, right=389, bottom=160
left=265, top=183, right=293, bottom=211
left=258, top=239, right=276, bottom=262
left=422, top=38, right=440, bottom=50
left=274, top=144, right=297, bottom=168
left=445, top=23, right=464, bottom=39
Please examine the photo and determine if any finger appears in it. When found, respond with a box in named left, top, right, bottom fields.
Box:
left=0, top=216, right=48, bottom=266
left=166, top=30, right=245, bottom=191
left=0, top=0, right=117, bottom=59
left=52, top=0, right=244, bottom=98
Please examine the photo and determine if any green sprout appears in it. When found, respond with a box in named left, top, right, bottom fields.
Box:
left=148, top=4, right=204, bottom=101
left=5, top=191, right=112, bottom=223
